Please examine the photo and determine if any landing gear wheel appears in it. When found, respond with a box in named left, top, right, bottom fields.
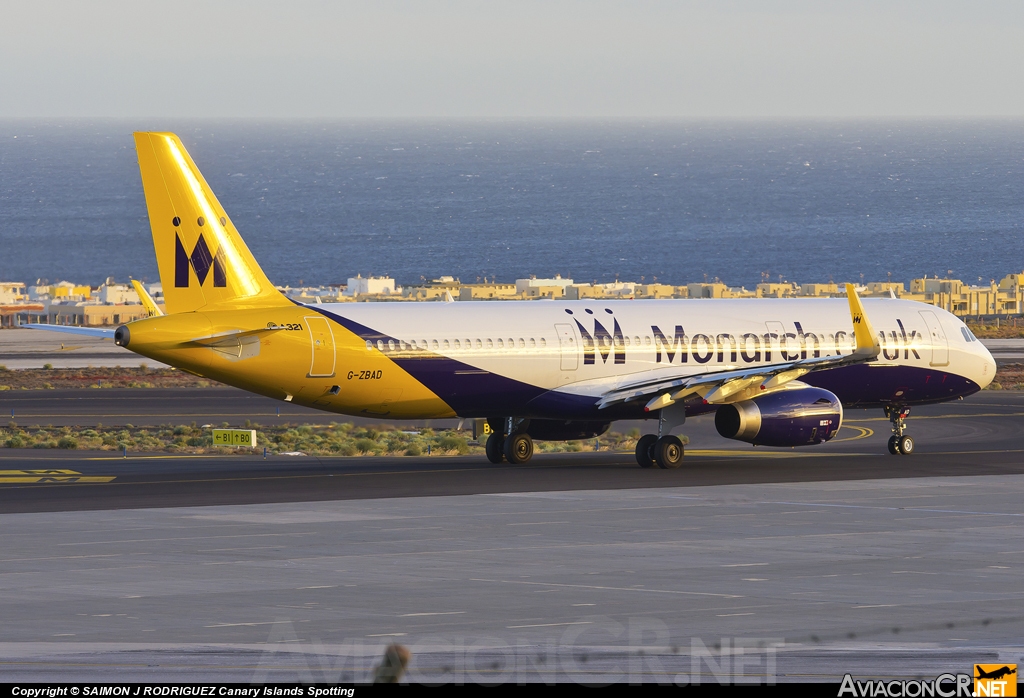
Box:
left=897, top=435, right=914, bottom=455
left=636, top=434, right=658, bottom=468
left=653, top=435, right=684, bottom=469
left=485, top=433, right=505, bottom=464
left=885, top=406, right=913, bottom=456
left=503, top=433, right=534, bottom=464
left=887, top=435, right=900, bottom=455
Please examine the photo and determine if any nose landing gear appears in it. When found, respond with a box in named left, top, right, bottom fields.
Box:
left=885, top=406, right=914, bottom=455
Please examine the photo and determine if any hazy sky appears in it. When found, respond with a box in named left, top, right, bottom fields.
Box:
left=3, top=1, right=1024, bottom=118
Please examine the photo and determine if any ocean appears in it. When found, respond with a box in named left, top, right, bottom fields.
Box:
left=1, top=120, right=1023, bottom=289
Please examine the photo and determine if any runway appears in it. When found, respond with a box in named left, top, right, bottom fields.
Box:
left=2, top=392, right=1023, bottom=683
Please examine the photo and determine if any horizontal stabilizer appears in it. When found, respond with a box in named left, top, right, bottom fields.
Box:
left=131, top=279, right=164, bottom=317
left=20, top=324, right=116, bottom=338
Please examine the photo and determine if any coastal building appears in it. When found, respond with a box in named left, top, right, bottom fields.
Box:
left=6, top=270, right=1024, bottom=327
left=515, top=275, right=575, bottom=296
left=343, top=275, right=398, bottom=298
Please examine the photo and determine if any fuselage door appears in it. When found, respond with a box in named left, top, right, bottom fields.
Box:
left=305, top=315, right=336, bottom=377
left=555, top=323, right=579, bottom=371
left=765, top=321, right=785, bottom=360
left=919, top=311, right=949, bottom=367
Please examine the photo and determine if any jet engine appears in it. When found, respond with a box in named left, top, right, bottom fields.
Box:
left=714, top=384, right=842, bottom=447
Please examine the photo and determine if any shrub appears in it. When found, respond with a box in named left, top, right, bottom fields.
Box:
left=336, top=443, right=358, bottom=457
left=354, top=438, right=378, bottom=454
left=42, top=363, right=53, bottom=370
left=438, top=436, right=468, bottom=454
left=57, top=437, right=78, bottom=449
left=405, top=443, right=422, bottom=457
left=5, top=436, right=24, bottom=448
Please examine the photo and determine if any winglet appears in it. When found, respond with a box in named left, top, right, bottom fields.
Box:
left=131, top=279, right=164, bottom=317
left=845, top=284, right=880, bottom=360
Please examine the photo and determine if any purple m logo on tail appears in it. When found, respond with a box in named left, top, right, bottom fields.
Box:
left=175, top=233, right=226, bottom=288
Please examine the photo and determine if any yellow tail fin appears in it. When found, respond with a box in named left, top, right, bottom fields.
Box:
left=134, top=132, right=286, bottom=314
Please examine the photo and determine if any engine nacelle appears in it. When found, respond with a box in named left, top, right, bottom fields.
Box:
left=526, top=420, right=611, bottom=441
left=714, top=385, right=842, bottom=447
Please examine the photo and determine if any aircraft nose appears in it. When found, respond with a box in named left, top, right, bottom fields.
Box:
left=981, top=343, right=998, bottom=388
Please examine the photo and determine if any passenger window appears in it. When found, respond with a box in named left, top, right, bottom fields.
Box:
left=634, top=336, right=641, bottom=346
left=644, top=336, right=652, bottom=346
left=518, top=338, right=525, bottom=349
left=387, top=340, right=395, bottom=351
left=365, top=340, right=373, bottom=350
left=443, top=339, right=450, bottom=350
left=475, top=339, right=482, bottom=349
left=432, top=339, right=439, bottom=350
left=540, top=338, right=547, bottom=348
left=454, top=339, right=461, bottom=350
left=377, top=340, right=384, bottom=351
left=486, top=338, right=494, bottom=349
left=529, top=338, right=536, bottom=348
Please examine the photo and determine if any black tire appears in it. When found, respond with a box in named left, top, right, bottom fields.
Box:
left=653, top=435, right=684, bottom=469
left=504, top=433, right=534, bottom=464
left=485, top=433, right=505, bottom=464
left=898, top=435, right=914, bottom=455
left=636, top=434, right=658, bottom=468
left=887, top=435, right=900, bottom=455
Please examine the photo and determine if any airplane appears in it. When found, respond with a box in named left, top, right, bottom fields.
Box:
left=975, top=666, right=1017, bottom=681
left=25, top=132, right=998, bottom=467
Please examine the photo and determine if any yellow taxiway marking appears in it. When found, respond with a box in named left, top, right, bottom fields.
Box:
left=831, top=425, right=874, bottom=442
left=0, top=469, right=80, bottom=475
left=846, top=412, right=1024, bottom=422
left=0, top=476, right=115, bottom=483
left=0, top=468, right=115, bottom=484
left=684, top=449, right=864, bottom=458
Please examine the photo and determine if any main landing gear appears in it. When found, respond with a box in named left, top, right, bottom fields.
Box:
left=885, top=406, right=914, bottom=455
left=485, top=418, right=535, bottom=465
left=635, top=402, right=687, bottom=469
left=635, top=434, right=684, bottom=469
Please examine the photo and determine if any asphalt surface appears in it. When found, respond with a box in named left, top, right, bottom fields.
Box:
left=2, top=390, right=1023, bottom=683
left=2, top=391, right=1024, bottom=513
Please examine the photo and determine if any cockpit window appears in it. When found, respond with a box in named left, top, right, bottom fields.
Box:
left=960, top=327, right=978, bottom=343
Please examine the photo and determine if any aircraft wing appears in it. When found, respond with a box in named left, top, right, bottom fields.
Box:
left=20, top=324, right=117, bottom=338
left=598, top=284, right=880, bottom=411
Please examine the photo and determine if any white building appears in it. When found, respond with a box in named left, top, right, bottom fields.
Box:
left=515, top=274, right=575, bottom=294
left=344, top=275, right=398, bottom=297
left=97, top=282, right=137, bottom=305
left=0, top=282, right=26, bottom=304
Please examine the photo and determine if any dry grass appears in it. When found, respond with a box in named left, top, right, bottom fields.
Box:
left=1, top=421, right=658, bottom=456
